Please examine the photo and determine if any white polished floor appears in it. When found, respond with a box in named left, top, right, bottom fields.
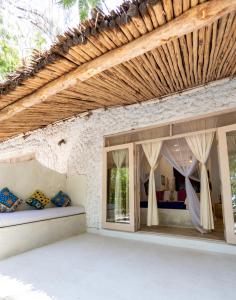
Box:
left=0, top=233, right=236, bottom=300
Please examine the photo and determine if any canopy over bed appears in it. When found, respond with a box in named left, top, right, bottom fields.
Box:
left=140, top=131, right=215, bottom=232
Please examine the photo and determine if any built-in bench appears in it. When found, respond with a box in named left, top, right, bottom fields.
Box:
left=0, top=206, right=86, bottom=260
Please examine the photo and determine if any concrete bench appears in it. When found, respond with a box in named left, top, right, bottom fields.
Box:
left=0, top=206, right=86, bottom=260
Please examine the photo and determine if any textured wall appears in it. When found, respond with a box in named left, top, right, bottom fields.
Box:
left=0, top=160, right=66, bottom=210
left=0, top=79, right=235, bottom=227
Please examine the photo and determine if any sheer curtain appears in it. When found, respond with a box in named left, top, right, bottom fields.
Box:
left=138, top=149, right=147, bottom=202
left=142, top=141, right=163, bottom=226
left=186, top=132, right=215, bottom=231
left=161, top=139, right=202, bottom=231
left=140, top=173, right=149, bottom=202
left=112, top=149, right=128, bottom=220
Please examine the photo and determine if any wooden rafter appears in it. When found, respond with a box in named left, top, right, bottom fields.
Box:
left=0, top=0, right=235, bottom=123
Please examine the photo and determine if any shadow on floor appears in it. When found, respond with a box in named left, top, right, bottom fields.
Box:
left=140, top=219, right=224, bottom=241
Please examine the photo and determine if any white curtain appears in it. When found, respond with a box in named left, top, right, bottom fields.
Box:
left=161, top=139, right=202, bottom=232
left=112, top=149, right=128, bottom=220
left=186, top=132, right=215, bottom=231
left=142, top=141, right=163, bottom=226
left=140, top=172, right=149, bottom=202
left=139, top=150, right=149, bottom=202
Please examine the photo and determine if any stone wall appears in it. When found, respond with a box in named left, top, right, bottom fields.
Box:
left=0, top=79, right=235, bottom=227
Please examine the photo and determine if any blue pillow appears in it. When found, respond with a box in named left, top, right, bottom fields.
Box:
left=0, top=188, right=23, bottom=212
left=51, top=191, right=71, bottom=207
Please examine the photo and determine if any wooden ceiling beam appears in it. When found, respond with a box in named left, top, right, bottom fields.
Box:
left=0, top=0, right=235, bottom=123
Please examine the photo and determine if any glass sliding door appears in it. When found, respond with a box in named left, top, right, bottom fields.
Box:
left=218, top=124, right=236, bottom=244
left=102, top=143, right=135, bottom=231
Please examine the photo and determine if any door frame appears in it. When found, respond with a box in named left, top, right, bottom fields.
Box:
left=102, top=125, right=232, bottom=238
left=218, top=124, right=236, bottom=244
left=102, top=143, right=136, bottom=232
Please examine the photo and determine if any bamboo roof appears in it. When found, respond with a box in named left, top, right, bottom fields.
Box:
left=0, top=0, right=235, bottom=142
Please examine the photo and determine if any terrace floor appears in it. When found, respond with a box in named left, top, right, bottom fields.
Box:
left=0, top=233, right=236, bottom=300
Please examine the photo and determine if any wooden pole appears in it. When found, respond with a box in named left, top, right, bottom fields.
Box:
left=0, top=0, right=235, bottom=122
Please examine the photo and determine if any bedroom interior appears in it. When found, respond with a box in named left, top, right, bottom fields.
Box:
left=138, top=136, right=224, bottom=240
left=103, top=110, right=236, bottom=241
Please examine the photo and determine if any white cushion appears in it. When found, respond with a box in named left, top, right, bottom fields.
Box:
left=0, top=206, right=85, bottom=228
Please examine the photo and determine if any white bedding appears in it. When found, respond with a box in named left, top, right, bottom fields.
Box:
left=0, top=206, right=85, bottom=228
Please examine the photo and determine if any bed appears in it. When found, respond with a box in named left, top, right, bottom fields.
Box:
left=140, top=190, right=193, bottom=227
left=140, top=190, right=187, bottom=210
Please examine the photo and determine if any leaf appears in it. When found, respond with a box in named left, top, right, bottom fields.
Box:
left=57, top=0, right=77, bottom=9
left=0, top=17, right=20, bottom=81
left=58, top=0, right=101, bottom=21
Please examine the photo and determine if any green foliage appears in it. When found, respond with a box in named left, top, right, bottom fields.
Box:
left=0, top=16, right=20, bottom=80
left=0, top=13, right=48, bottom=81
left=79, top=0, right=89, bottom=21
left=229, top=155, right=236, bottom=200
left=108, top=167, right=129, bottom=213
left=57, top=0, right=77, bottom=9
left=0, top=0, right=103, bottom=80
left=32, top=31, right=47, bottom=51
left=59, top=0, right=101, bottom=21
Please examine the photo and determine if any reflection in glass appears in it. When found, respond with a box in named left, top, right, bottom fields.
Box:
left=226, top=131, right=236, bottom=233
left=107, top=149, right=129, bottom=223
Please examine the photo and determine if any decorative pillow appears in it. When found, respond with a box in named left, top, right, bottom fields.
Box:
left=51, top=191, right=71, bottom=207
left=156, top=191, right=164, bottom=201
left=0, top=187, right=23, bottom=212
left=178, top=189, right=186, bottom=202
left=169, top=191, right=177, bottom=201
left=26, top=190, right=50, bottom=209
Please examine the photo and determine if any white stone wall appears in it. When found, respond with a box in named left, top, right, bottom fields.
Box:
left=0, top=79, right=235, bottom=227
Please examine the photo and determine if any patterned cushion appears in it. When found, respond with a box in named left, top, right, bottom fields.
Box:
left=156, top=191, right=164, bottom=201
left=26, top=190, right=50, bottom=209
left=51, top=191, right=71, bottom=207
left=0, top=187, right=23, bottom=212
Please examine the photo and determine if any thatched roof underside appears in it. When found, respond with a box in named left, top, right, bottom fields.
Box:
left=0, top=0, right=235, bottom=142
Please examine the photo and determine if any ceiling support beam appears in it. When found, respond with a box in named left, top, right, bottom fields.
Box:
left=0, top=0, right=235, bottom=122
